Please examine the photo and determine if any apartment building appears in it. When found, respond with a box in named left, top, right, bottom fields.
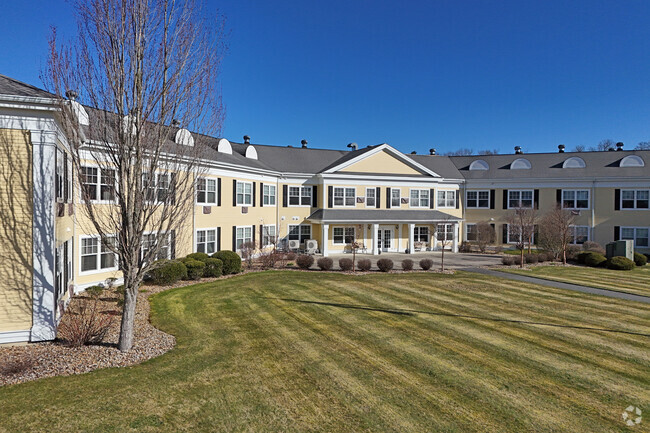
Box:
left=1, top=74, right=649, bottom=344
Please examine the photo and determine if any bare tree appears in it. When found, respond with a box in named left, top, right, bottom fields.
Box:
left=45, top=0, right=226, bottom=351
left=476, top=221, right=496, bottom=253
left=635, top=141, right=650, bottom=150
left=478, top=149, right=500, bottom=155
left=538, top=206, right=577, bottom=264
left=592, top=139, right=615, bottom=152
left=505, top=208, right=537, bottom=268
left=444, top=148, right=474, bottom=156
left=434, top=218, right=455, bottom=271
left=572, top=145, right=586, bottom=152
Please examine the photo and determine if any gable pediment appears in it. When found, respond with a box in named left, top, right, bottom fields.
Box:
left=324, top=144, right=439, bottom=177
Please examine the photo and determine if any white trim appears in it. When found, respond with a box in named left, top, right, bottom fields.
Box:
left=436, top=189, right=457, bottom=208
left=332, top=186, right=357, bottom=207
left=408, top=188, right=430, bottom=208
left=0, top=329, right=32, bottom=344
left=195, top=227, right=219, bottom=254
left=465, top=189, right=490, bottom=209
left=506, top=189, right=534, bottom=209
left=196, top=177, right=218, bottom=205
left=235, top=180, right=253, bottom=206
left=365, top=187, right=377, bottom=208
left=332, top=225, right=355, bottom=245
left=78, top=235, right=119, bottom=276
left=390, top=188, right=401, bottom=208
left=620, top=189, right=650, bottom=210
left=287, top=185, right=313, bottom=207
left=561, top=189, right=590, bottom=210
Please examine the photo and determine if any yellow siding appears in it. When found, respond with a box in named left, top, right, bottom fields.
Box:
left=0, top=129, right=33, bottom=332
left=339, top=150, right=423, bottom=175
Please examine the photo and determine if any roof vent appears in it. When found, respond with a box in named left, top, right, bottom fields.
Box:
left=514, top=146, right=523, bottom=154
left=347, top=142, right=358, bottom=151
left=301, top=139, right=308, bottom=148
left=429, top=148, right=436, bottom=155
left=616, top=142, right=624, bottom=151
left=243, top=135, right=250, bottom=144
left=410, top=151, right=417, bottom=155
left=65, top=89, right=78, bottom=101
left=172, top=119, right=180, bottom=127
left=558, top=144, right=565, bottom=153
left=608, top=148, right=615, bottom=151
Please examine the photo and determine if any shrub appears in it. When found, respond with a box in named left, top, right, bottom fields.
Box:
left=357, top=258, right=372, bottom=271
left=201, top=258, right=223, bottom=278
left=0, top=356, right=34, bottom=376
left=582, top=241, right=605, bottom=255
left=338, top=258, right=353, bottom=271
left=57, top=297, right=114, bottom=347
left=419, top=258, right=434, bottom=270
left=633, top=252, right=647, bottom=267
left=212, top=251, right=242, bottom=275
left=85, top=285, right=104, bottom=298
left=565, top=245, right=582, bottom=261
left=459, top=242, right=472, bottom=253
left=501, top=256, right=515, bottom=266
left=584, top=252, right=607, bottom=268
left=524, top=253, right=539, bottom=264
left=286, top=252, right=297, bottom=261
left=537, top=252, right=550, bottom=262
left=607, top=256, right=635, bottom=271
left=401, top=259, right=414, bottom=271
left=377, top=258, right=393, bottom=272
left=317, top=257, right=333, bottom=271
left=182, top=258, right=206, bottom=280
left=576, top=251, right=592, bottom=264
left=185, top=252, right=210, bottom=262
left=150, top=259, right=187, bottom=285
left=296, top=254, right=314, bottom=270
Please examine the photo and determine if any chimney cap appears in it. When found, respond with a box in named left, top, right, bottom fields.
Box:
left=301, top=139, right=308, bottom=148
left=558, top=144, right=565, bottom=153
left=243, top=135, right=250, bottom=144
left=616, top=141, right=624, bottom=151
left=65, top=89, right=78, bottom=100
left=514, top=146, right=523, bottom=154
left=429, top=148, right=436, bottom=155
left=171, top=119, right=180, bottom=127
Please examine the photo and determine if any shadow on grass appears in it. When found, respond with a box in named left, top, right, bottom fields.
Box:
left=264, top=297, right=650, bottom=337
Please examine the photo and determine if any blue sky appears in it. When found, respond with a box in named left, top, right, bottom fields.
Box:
left=2, top=0, right=650, bottom=154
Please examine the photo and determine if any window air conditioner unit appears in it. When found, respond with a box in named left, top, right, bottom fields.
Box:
left=288, top=240, right=300, bottom=250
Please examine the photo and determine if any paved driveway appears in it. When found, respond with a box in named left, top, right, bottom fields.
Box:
left=316, top=252, right=502, bottom=270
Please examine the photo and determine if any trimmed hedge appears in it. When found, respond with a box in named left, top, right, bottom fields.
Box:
left=524, top=253, right=539, bottom=264
left=186, top=252, right=210, bottom=262
left=317, top=257, right=333, bottom=271
left=339, top=258, right=353, bottom=271
left=182, top=258, right=206, bottom=280
left=584, top=252, right=607, bottom=268
left=203, top=258, right=223, bottom=277
left=212, top=251, right=241, bottom=275
left=401, top=259, right=414, bottom=271
left=296, top=254, right=314, bottom=270
left=576, top=251, right=591, bottom=264
left=633, top=252, right=647, bottom=267
left=607, top=256, right=635, bottom=270
left=357, top=259, right=372, bottom=272
left=419, top=258, right=433, bottom=270
left=501, top=256, right=515, bottom=266
left=150, top=259, right=187, bottom=285
left=377, top=258, right=393, bottom=272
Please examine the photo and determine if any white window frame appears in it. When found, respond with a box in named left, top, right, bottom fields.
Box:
left=621, top=189, right=650, bottom=210
left=333, top=226, right=355, bottom=245
left=79, top=235, right=118, bottom=275
left=263, top=184, right=276, bottom=206
left=409, top=189, right=430, bottom=208
left=465, top=223, right=478, bottom=241
left=236, top=181, right=253, bottom=206
left=289, top=185, right=312, bottom=207
left=333, top=187, right=356, bottom=207
left=391, top=189, right=401, bottom=207
left=196, top=178, right=217, bottom=205
left=81, top=166, right=117, bottom=203
left=562, top=189, right=589, bottom=210
left=262, top=225, right=277, bottom=247
left=413, top=226, right=429, bottom=242
left=365, top=187, right=376, bottom=208
left=288, top=224, right=312, bottom=243
left=235, top=226, right=253, bottom=250
left=141, top=232, right=172, bottom=262
left=436, top=223, right=455, bottom=241
left=508, top=189, right=533, bottom=209
left=569, top=226, right=590, bottom=245
left=621, top=227, right=649, bottom=248
left=466, top=190, right=490, bottom=209
left=196, top=228, right=218, bottom=254
left=505, top=224, right=535, bottom=244
left=437, top=190, right=456, bottom=208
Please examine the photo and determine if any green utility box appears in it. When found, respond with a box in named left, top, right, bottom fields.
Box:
left=605, top=240, right=634, bottom=260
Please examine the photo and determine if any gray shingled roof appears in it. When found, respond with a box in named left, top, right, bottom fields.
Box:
left=450, top=150, right=650, bottom=179
left=409, top=154, right=464, bottom=179
left=0, top=74, right=55, bottom=98
left=307, top=209, right=461, bottom=222
left=231, top=142, right=352, bottom=174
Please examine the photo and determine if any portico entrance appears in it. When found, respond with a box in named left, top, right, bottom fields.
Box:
left=377, top=226, right=395, bottom=252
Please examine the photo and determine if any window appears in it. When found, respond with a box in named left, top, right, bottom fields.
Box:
left=197, top=178, right=217, bottom=204
left=391, top=189, right=401, bottom=207
left=437, top=223, right=454, bottom=241
left=466, top=191, right=489, bottom=208
left=81, top=167, right=116, bottom=201
left=437, top=190, right=456, bottom=208
left=262, top=225, right=276, bottom=246
left=410, top=189, right=429, bottom=208
left=236, top=181, right=252, bottom=205
left=289, top=186, right=312, bottom=206
left=569, top=226, right=589, bottom=245
left=506, top=224, right=534, bottom=244
left=562, top=190, right=589, bottom=209
left=196, top=229, right=217, bottom=254
left=621, top=227, right=649, bottom=247
left=333, top=187, right=355, bottom=207
left=508, top=190, right=533, bottom=209
left=621, top=190, right=650, bottom=209
left=143, top=172, right=173, bottom=204
left=288, top=224, right=311, bottom=243
left=56, top=148, right=64, bottom=202
left=366, top=188, right=376, bottom=207
left=414, top=226, right=429, bottom=242
left=263, top=185, right=276, bottom=206
left=80, top=236, right=117, bottom=272
left=235, top=226, right=252, bottom=249
left=333, top=227, right=355, bottom=244
left=466, top=223, right=477, bottom=241
left=142, top=233, right=171, bottom=261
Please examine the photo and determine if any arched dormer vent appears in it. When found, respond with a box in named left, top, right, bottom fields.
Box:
left=469, top=159, right=489, bottom=170
left=562, top=156, right=586, bottom=168
left=619, top=155, right=645, bottom=167
left=217, top=138, right=232, bottom=154
left=174, top=128, right=194, bottom=146
left=510, top=158, right=531, bottom=170
left=245, top=145, right=258, bottom=159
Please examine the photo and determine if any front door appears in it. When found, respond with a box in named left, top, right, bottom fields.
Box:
left=377, top=228, right=393, bottom=252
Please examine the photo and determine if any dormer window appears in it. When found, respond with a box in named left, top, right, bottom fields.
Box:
left=510, top=158, right=531, bottom=170
left=469, top=159, right=489, bottom=170
left=620, top=155, right=645, bottom=167
left=562, top=157, right=586, bottom=168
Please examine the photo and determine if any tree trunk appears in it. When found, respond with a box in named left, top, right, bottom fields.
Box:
left=118, top=273, right=139, bottom=352
left=520, top=249, right=524, bottom=268
left=562, top=246, right=567, bottom=265
left=440, top=247, right=445, bottom=272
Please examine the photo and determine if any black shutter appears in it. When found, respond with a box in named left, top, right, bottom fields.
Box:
left=533, top=225, right=539, bottom=245
left=614, top=226, right=620, bottom=241
left=260, top=224, right=264, bottom=246
left=429, top=189, right=434, bottom=209
left=232, top=226, right=236, bottom=251
left=502, top=224, right=508, bottom=243
left=217, top=178, right=221, bottom=206
left=534, top=189, right=539, bottom=209
left=63, top=154, right=69, bottom=201
left=251, top=225, right=255, bottom=244
left=376, top=187, right=381, bottom=208
left=232, top=180, right=237, bottom=206
left=490, top=189, right=495, bottom=209
left=170, top=230, right=176, bottom=259
left=456, top=189, right=460, bottom=209
left=328, top=186, right=333, bottom=208
left=386, top=187, right=391, bottom=209
left=283, top=185, right=288, bottom=207
left=614, top=189, right=620, bottom=211
left=252, top=182, right=256, bottom=207
left=170, top=173, right=177, bottom=205
left=260, top=182, right=264, bottom=207
left=312, top=185, right=318, bottom=207
left=556, top=189, right=562, bottom=207
left=217, top=227, right=221, bottom=252
left=503, top=190, right=508, bottom=209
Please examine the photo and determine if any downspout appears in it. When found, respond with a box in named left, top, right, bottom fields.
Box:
left=591, top=180, right=595, bottom=242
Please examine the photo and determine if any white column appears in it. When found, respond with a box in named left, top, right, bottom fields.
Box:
left=363, top=224, right=367, bottom=252
left=372, top=223, right=379, bottom=255
left=408, top=223, right=415, bottom=254
left=433, top=224, right=438, bottom=251
left=452, top=223, right=459, bottom=253
left=322, top=224, right=329, bottom=257
left=398, top=224, right=402, bottom=252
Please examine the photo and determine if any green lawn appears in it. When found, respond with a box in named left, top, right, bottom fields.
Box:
left=1, top=271, right=649, bottom=432
left=502, top=264, right=650, bottom=298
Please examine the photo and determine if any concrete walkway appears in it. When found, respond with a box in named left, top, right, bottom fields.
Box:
left=465, top=267, right=650, bottom=304
left=321, top=252, right=503, bottom=269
